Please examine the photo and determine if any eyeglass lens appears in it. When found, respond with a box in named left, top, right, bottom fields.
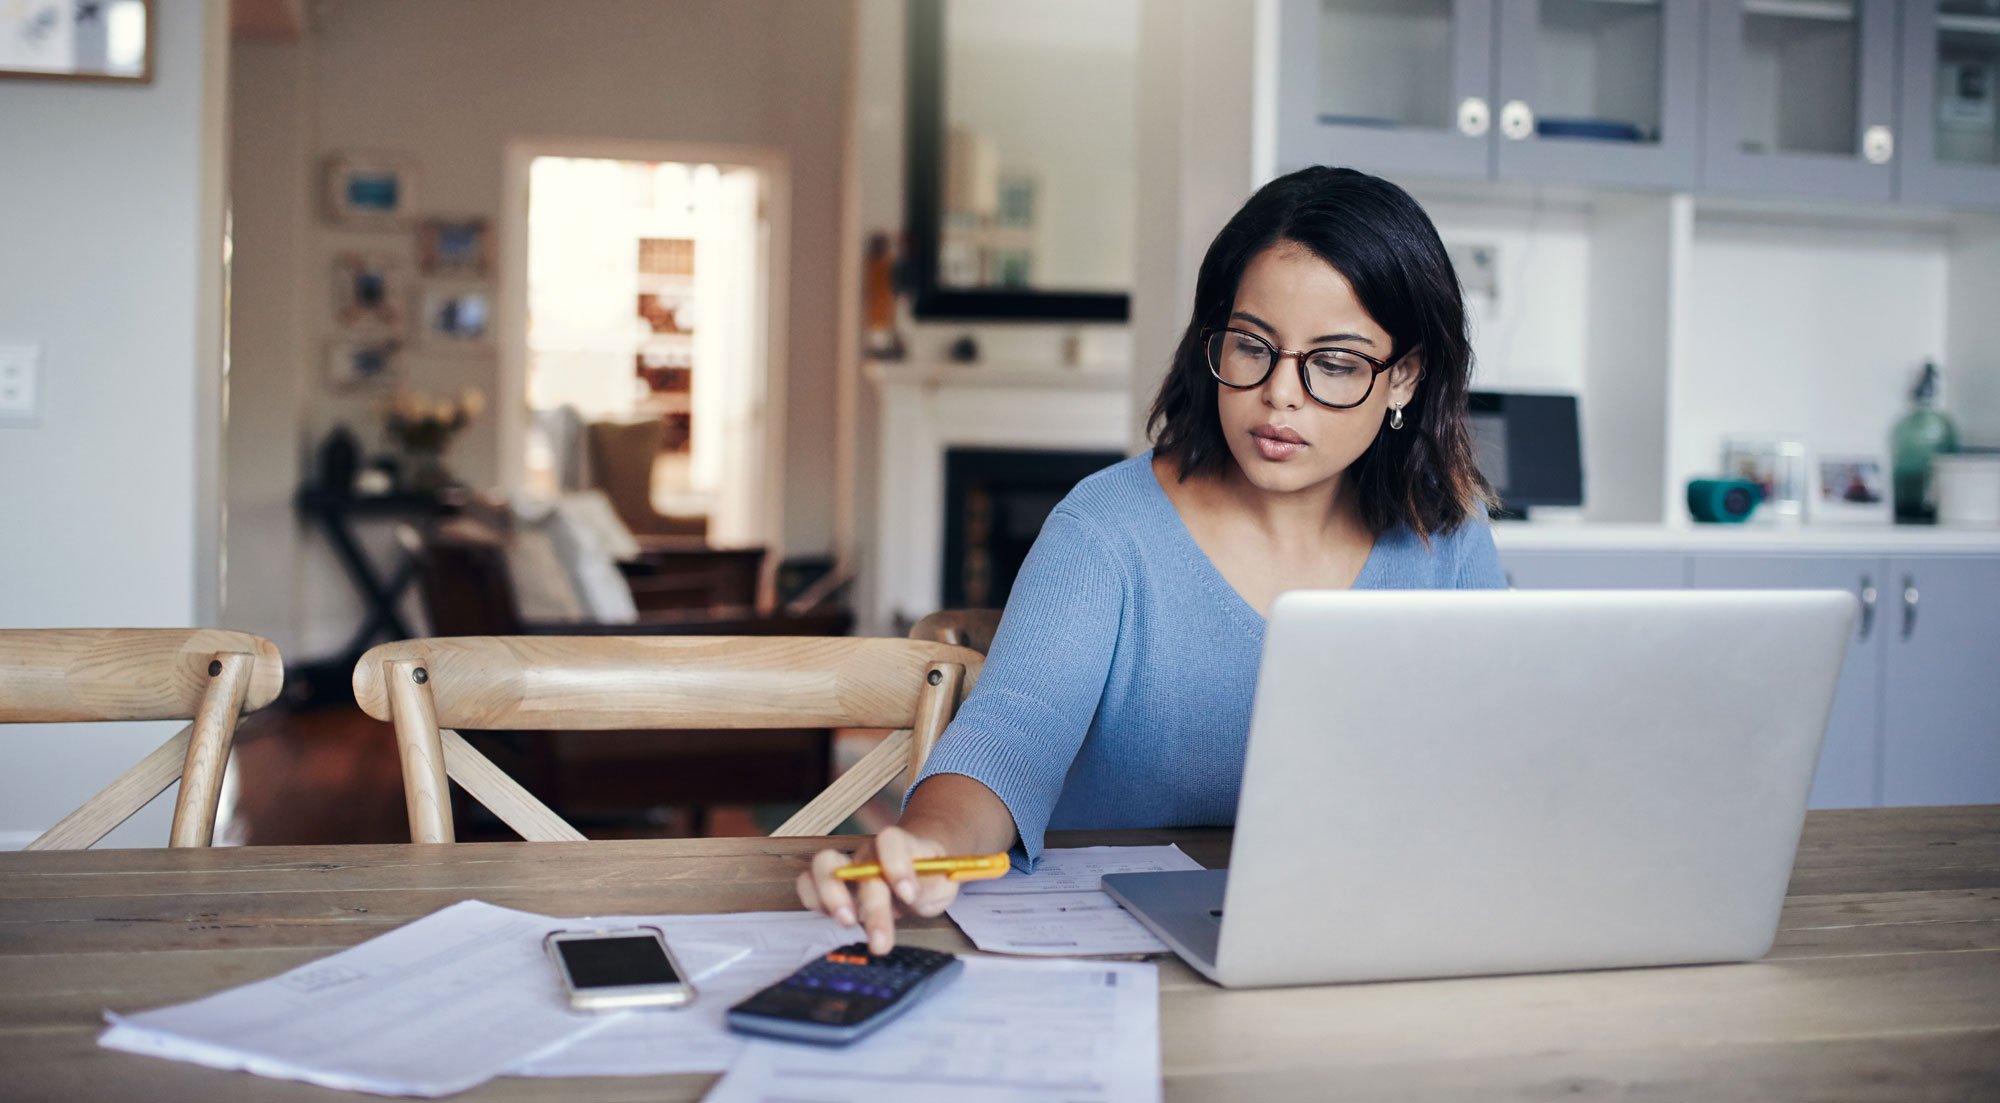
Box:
left=1205, top=330, right=1379, bottom=409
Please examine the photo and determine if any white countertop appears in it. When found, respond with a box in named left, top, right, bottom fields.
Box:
left=1490, top=522, right=2000, bottom=554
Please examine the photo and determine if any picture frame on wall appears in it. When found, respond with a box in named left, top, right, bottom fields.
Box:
left=332, top=254, right=406, bottom=332
left=1810, top=453, right=1892, bottom=525
left=0, top=0, right=153, bottom=84
left=418, top=281, right=493, bottom=350
left=324, top=153, right=419, bottom=229
left=417, top=216, right=491, bottom=277
left=324, top=338, right=399, bottom=390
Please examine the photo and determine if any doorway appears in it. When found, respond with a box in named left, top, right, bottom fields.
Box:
left=501, top=140, right=786, bottom=553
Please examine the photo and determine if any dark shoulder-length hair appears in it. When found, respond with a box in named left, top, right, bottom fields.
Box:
left=1147, top=166, right=1493, bottom=540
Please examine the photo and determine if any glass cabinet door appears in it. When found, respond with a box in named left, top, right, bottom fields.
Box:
left=1899, top=0, right=2000, bottom=207
left=1701, top=0, right=1900, bottom=202
left=1276, top=0, right=1497, bottom=180
left=1492, top=0, right=1700, bottom=188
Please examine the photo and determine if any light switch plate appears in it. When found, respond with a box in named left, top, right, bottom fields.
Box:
left=0, top=343, right=41, bottom=424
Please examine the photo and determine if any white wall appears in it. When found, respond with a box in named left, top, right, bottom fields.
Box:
left=228, top=0, right=853, bottom=658
left=0, top=0, right=230, bottom=847
left=1129, top=0, right=1264, bottom=453
left=224, top=38, right=308, bottom=655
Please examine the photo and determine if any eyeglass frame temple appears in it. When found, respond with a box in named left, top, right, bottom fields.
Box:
left=1199, top=326, right=1396, bottom=411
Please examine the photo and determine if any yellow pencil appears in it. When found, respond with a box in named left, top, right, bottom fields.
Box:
left=832, top=853, right=1011, bottom=882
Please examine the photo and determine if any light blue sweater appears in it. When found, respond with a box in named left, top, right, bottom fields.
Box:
left=909, top=451, right=1507, bottom=868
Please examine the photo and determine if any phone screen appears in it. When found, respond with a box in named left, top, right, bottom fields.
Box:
left=556, top=935, right=680, bottom=989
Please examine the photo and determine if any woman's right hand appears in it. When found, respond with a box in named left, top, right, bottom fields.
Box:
left=796, top=825, right=961, bottom=955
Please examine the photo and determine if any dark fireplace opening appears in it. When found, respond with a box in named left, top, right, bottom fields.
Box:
left=942, top=447, right=1126, bottom=609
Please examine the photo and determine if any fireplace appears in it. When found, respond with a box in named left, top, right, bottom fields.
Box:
left=942, top=448, right=1125, bottom=609
left=867, top=360, right=1134, bottom=634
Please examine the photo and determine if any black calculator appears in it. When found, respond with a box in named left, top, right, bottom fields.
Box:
left=725, top=942, right=963, bottom=1045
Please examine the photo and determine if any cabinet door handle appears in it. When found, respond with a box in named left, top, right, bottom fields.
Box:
left=1457, top=97, right=1490, bottom=138
left=1900, top=575, right=1919, bottom=640
left=1500, top=99, right=1535, bottom=141
left=1858, top=576, right=1876, bottom=641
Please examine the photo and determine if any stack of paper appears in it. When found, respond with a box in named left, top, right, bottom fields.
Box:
left=946, top=845, right=1205, bottom=956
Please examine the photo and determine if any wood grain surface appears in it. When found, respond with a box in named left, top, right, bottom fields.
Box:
left=0, top=808, right=1994, bottom=1102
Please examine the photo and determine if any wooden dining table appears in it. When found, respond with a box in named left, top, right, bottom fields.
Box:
left=3, top=806, right=1997, bottom=1101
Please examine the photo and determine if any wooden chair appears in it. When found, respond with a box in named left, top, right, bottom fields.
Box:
left=908, top=608, right=1003, bottom=655
left=351, top=636, right=984, bottom=842
left=0, top=629, right=284, bottom=849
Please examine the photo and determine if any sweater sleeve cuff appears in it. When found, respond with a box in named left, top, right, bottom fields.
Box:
left=904, top=694, right=1079, bottom=870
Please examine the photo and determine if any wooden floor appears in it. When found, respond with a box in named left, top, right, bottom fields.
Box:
left=226, top=707, right=898, bottom=845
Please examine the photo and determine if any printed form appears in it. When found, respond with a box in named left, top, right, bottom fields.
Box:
left=703, top=956, right=1161, bottom=1103
left=946, top=845, right=1206, bottom=956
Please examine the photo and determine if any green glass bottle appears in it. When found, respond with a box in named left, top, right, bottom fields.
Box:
left=1891, top=362, right=1959, bottom=524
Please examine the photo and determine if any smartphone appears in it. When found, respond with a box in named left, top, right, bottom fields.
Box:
left=543, top=925, right=695, bottom=1011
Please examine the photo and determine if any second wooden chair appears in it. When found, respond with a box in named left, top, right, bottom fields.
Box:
left=351, top=635, right=983, bottom=842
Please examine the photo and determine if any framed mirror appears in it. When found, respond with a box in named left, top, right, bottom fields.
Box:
left=906, top=0, right=1136, bottom=321
left=0, top=0, right=153, bottom=84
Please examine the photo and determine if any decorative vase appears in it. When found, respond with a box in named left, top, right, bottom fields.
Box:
left=402, top=446, right=451, bottom=495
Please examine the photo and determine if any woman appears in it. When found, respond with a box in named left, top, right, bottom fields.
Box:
left=800, top=166, right=1504, bottom=952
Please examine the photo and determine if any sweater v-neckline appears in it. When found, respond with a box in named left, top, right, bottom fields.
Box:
left=1138, top=452, right=1383, bottom=629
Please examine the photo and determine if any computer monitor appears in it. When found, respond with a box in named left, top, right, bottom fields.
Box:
left=1466, top=391, right=1583, bottom=518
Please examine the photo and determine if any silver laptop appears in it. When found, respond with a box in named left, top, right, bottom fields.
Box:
left=1101, top=589, right=1854, bottom=989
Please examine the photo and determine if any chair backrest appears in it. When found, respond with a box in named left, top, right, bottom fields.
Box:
left=585, top=419, right=706, bottom=538
left=0, top=629, right=285, bottom=849
left=400, top=521, right=531, bottom=636
left=908, top=608, right=1003, bottom=655
left=352, top=635, right=983, bottom=842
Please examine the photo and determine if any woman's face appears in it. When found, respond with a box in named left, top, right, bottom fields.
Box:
left=1214, top=242, right=1421, bottom=499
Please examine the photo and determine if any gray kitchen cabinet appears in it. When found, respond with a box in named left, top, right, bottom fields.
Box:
left=1498, top=548, right=1689, bottom=589
left=1880, top=555, right=2000, bottom=805
left=1701, top=0, right=1902, bottom=202
left=1897, top=1, right=2000, bottom=209
left=1493, top=0, right=1702, bottom=189
left=1278, top=0, right=1699, bottom=189
left=1278, top=0, right=1497, bottom=181
left=1689, top=554, right=1885, bottom=809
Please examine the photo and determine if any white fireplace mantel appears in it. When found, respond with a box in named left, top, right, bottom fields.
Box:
left=869, top=360, right=1134, bottom=633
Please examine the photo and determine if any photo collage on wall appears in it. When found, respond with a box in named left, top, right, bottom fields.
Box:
left=323, top=153, right=495, bottom=390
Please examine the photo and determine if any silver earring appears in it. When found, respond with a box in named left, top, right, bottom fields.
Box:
left=1389, top=404, right=1404, bottom=431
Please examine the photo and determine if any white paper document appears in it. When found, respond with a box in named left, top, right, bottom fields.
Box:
left=946, top=845, right=1206, bottom=956
left=96, top=899, right=833, bottom=1097
left=512, top=911, right=854, bottom=1077
left=702, top=956, right=1161, bottom=1103
left=98, top=900, right=614, bottom=1097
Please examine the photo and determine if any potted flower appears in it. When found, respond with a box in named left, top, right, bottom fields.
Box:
left=382, top=386, right=485, bottom=494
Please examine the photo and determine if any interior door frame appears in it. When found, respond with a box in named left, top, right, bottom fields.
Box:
left=499, top=136, right=791, bottom=597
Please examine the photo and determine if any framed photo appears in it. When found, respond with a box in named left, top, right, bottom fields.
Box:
left=331, top=254, right=406, bottom=332
left=418, top=216, right=491, bottom=277
left=0, top=0, right=152, bottom=84
left=419, top=282, right=493, bottom=350
left=1722, top=438, right=1807, bottom=524
left=324, top=338, right=399, bottom=390
left=324, top=153, right=418, bottom=229
left=1811, top=454, right=1892, bottom=525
